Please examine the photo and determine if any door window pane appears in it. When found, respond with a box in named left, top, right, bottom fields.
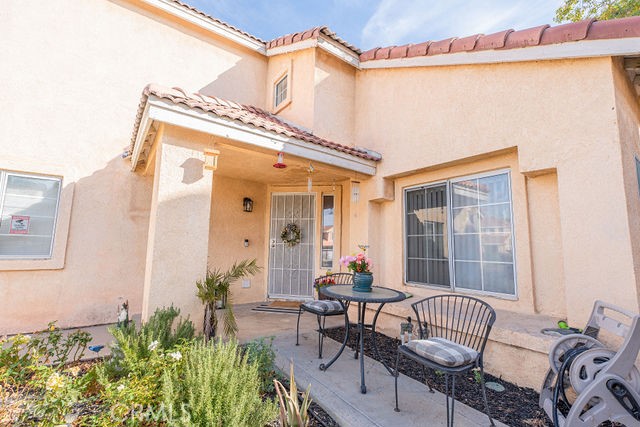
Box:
left=321, top=195, right=334, bottom=268
left=0, top=172, right=61, bottom=259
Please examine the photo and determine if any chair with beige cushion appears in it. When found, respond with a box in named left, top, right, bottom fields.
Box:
left=296, top=273, right=353, bottom=358
left=394, top=294, right=496, bottom=427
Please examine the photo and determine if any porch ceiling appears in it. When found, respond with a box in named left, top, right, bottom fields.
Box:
left=213, top=142, right=354, bottom=185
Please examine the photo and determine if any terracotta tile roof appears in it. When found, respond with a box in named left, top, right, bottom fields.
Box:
left=130, top=84, right=379, bottom=161
left=360, top=16, right=640, bottom=62
left=266, top=26, right=362, bottom=55
left=170, top=0, right=264, bottom=43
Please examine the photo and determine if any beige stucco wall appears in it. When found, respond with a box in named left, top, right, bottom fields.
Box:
left=612, top=58, right=640, bottom=311
left=208, top=175, right=268, bottom=304
left=267, top=49, right=316, bottom=129
left=313, top=50, right=356, bottom=145
left=354, top=57, right=639, bottom=324
left=0, top=0, right=267, bottom=334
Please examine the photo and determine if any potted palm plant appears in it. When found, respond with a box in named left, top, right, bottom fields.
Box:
left=196, top=259, right=260, bottom=341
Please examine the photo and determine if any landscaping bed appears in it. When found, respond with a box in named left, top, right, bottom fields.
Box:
left=323, top=325, right=551, bottom=427
left=0, top=308, right=338, bottom=427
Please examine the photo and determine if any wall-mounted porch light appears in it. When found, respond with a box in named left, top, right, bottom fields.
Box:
left=243, top=197, right=254, bottom=212
left=351, top=181, right=360, bottom=203
left=204, top=148, right=220, bottom=171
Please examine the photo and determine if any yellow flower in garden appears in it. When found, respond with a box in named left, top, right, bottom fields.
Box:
left=49, top=324, right=56, bottom=332
left=67, top=366, right=81, bottom=377
left=46, top=372, right=65, bottom=392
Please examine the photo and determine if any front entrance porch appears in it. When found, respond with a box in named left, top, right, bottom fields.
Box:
left=128, top=84, right=380, bottom=324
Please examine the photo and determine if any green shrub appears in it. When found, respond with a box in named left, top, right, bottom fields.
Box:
left=107, top=306, right=195, bottom=377
left=28, top=322, right=91, bottom=366
left=161, top=340, right=277, bottom=426
left=243, top=336, right=276, bottom=393
left=0, top=334, right=36, bottom=385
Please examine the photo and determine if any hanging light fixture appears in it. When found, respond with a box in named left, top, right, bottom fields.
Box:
left=307, top=163, right=314, bottom=192
left=273, top=152, right=287, bottom=169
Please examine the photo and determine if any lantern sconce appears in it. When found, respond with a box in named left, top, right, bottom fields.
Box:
left=351, top=181, right=360, bottom=203
left=243, top=197, right=254, bottom=213
left=204, top=148, right=220, bottom=171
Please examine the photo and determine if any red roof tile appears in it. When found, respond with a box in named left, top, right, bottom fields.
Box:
left=267, top=26, right=362, bottom=55
left=360, top=16, right=640, bottom=62
left=131, top=84, right=379, bottom=161
left=169, top=0, right=264, bottom=44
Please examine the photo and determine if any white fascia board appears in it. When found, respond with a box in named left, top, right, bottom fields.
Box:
left=266, top=36, right=361, bottom=68
left=266, top=39, right=317, bottom=56
left=317, top=36, right=361, bottom=68
left=130, top=102, right=152, bottom=171
left=140, top=0, right=265, bottom=54
left=141, top=97, right=377, bottom=175
left=361, top=37, right=640, bottom=70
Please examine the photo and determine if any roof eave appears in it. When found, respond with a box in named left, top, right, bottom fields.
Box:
left=266, top=34, right=361, bottom=68
left=361, top=37, right=640, bottom=69
left=139, top=0, right=266, bottom=54
left=131, top=96, right=377, bottom=175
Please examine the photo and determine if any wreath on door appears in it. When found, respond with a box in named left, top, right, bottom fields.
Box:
left=280, top=223, right=301, bottom=247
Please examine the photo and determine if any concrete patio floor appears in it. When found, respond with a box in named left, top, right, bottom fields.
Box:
left=235, top=303, right=506, bottom=427
left=60, top=303, right=507, bottom=426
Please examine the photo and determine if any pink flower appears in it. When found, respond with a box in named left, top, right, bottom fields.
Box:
left=356, top=253, right=365, bottom=261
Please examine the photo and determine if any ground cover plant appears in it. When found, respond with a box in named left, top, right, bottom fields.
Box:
left=0, top=307, right=289, bottom=426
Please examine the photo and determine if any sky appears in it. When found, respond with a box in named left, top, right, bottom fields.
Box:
left=184, top=0, right=566, bottom=50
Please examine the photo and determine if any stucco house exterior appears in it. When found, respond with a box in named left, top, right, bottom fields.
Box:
left=2, top=0, right=640, bottom=387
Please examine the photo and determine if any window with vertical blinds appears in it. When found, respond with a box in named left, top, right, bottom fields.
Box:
left=0, top=171, right=61, bottom=259
left=404, top=171, right=516, bottom=296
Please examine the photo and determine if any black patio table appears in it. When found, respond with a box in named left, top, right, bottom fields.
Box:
left=318, top=284, right=406, bottom=394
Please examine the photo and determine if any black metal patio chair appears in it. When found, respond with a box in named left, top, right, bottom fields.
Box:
left=394, top=294, right=496, bottom=427
left=296, top=273, right=353, bottom=358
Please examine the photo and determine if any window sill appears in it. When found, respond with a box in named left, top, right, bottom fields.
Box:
left=404, top=282, right=518, bottom=301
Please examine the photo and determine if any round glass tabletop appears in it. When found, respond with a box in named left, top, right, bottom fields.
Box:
left=320, top=285, right=406, bottom=303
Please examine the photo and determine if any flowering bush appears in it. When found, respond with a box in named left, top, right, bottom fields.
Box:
left=340, top=253, right=372, bottom=273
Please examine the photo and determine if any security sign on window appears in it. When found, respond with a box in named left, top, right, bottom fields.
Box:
left=10, top=215, right=30, bottom=234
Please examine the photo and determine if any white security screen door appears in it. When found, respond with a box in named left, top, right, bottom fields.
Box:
left=268, top=193, right=315, bottom=299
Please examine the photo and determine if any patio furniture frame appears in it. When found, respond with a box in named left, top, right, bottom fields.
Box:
left=319, top=284, right=406, bottom=394
left=394, top=294, right=496, bottom=427
left=296, top=273, right=353, bottom=358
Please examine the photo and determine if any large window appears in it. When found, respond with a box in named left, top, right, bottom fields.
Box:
left=405, top=171, right=516, bottom=296
left=0, top=171, right=62, bottom=259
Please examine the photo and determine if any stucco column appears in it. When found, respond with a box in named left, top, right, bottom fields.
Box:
left=141, top=133, right=213, bottom=325
left=556, top=152, right=640, bottom=325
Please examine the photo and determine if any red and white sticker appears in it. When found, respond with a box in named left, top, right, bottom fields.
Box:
left=10, top=215, right=30, bottom=234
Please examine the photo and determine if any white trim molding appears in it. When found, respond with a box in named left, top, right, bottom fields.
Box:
left=362, top=37, right=640, bottom=70
left=139, top=0, right=266, bottom=54
left=267, top=35, right=361, bottom=68
left=131, top=96, right=377, bottom=176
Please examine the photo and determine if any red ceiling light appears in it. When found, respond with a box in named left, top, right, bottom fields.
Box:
left=273, top=152, right=287, bottom=169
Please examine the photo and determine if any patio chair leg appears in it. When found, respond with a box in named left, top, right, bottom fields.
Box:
left=394, top=351, right=402, bottom=412
left=296, top=307, right=303, bottom=346
left=319, top=316, right=327, bottom=358
left=422, top=366, right=435, bottom=393
left=479, top=366, right=495, bottom=426
left=316, top=315, right=323, bottom=358
left=444, top=374, right=457, bottom=427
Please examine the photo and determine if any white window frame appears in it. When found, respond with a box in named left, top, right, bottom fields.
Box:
left=403, top=169, right=517, bottom=298
left=273, top=73, right=290, bottom=111
left=0, top=170, right=62, bottom=260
